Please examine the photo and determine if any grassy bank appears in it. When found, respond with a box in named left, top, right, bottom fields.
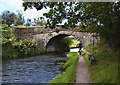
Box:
left=81, top=51, right=90, bottom=67
left=49, top=52, right=79, bottom=84
left=86, top=43, right=119, bottom=83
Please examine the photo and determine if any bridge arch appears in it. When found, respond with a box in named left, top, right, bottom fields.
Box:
left=46, top=34, right=70, bottom=52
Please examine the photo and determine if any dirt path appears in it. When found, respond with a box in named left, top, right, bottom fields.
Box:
left=75, top=54, right=91, bottom=84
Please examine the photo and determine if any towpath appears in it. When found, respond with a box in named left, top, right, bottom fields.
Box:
left=70, top=48, right=91, bottom=84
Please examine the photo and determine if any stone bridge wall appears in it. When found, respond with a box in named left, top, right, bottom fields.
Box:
left=12, top=26, right=100, bottom=51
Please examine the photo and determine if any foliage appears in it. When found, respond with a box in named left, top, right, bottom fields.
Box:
left=24, top=18, right=31, bottom=26
left=17, top=40, right=46, bottom=56
left=70, top=39, right=79, bottom=47
left=1, top=10, right=17, bottom=26
left=81, top=50, right=90, bottom=67
left=1, top=24, right=46, bottom=59
left=57, top=37, right=72, bottom=51
left=55, top=29, right=60, bottom=33
left=14, top=10, right=25, bottom=26
left=1, top=10, right=25, bottom=26
left=49, top=52, right=79, bottom=84
left=2, top=38, right=46, bottom=59
left=86, top=43, right=119, bottom=83
left=1, top=24, right=13, bottom=44
left=23, top=2, right=120, bottom=50
left=0, top=25, right=2, bottom=44
left=33, top=17, right=46, bottom=26
left=15, top=25, right=27, bottom=27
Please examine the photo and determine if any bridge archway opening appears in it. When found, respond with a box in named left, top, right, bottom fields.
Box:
left=46, top=34, right=74, bottom=52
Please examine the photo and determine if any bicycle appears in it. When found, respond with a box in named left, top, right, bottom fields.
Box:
left=78, top=48, right=82, bottom=56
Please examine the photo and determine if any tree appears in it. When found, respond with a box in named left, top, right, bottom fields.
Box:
left=1, top=10, right=25, bottom=26
left=23, top=2, right=120, bottom=50
left=14, top=10, right=25, bottom=26
left=1, top=11, right=17, bottom=26
left=33, top=17, right=46, bottom=26
left=25, top=18, right=31, bottom=26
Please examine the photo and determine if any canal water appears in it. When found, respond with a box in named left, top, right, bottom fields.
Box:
left=2, top=52, right=68, bottom=83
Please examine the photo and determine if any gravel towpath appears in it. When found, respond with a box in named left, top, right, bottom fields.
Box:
left=75, top=54, right=91, bottom=84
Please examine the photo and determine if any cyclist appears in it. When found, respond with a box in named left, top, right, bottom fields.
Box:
left=77, top=41, right=82, bottom=55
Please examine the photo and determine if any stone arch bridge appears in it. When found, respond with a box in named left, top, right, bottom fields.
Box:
left=13, top=26, right=99, bottom=52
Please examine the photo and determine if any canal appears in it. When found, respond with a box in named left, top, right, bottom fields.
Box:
left=2, top=52, right=68, bottom=83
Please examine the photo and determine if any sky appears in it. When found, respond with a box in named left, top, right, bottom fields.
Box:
left=0, top=0, right=77, bottom=25
left=0, top=0, right=50, bottom=22
left=0, top=0, right=118, bottom=25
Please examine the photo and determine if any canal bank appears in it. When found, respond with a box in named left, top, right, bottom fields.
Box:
left=49, top=52, right=79, bottom=83
left=49, top=48, right=91, bottom=84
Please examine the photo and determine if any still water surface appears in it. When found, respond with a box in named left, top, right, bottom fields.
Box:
left=2, top=52, right=68, bottom=83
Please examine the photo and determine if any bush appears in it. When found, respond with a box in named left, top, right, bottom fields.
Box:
left=1, top=24, right=46, bottom=59
left=1, top=24, right=13, bottom=44
left=2, top=39, right=46, bottom=59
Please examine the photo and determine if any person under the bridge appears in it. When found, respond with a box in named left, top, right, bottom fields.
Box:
left=77, top=41, right=82, bottom=55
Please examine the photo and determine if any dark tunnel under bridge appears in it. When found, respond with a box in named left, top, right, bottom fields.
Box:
left=46, top=34, right=70, bottom=52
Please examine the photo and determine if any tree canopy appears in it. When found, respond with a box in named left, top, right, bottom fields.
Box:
left=1, top=11, right=17, bottom=26
left=23, top=2, right=120, bottom=50
left=1, top=10, right=25, bottom=26
left=14, top=10, right=25, bottom=26
left=33, top=17, right=46, bottom=26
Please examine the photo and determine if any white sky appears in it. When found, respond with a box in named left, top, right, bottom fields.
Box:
left=0, top=0, right=80, bottom=25
left=0, top=0, right=50, bottom=22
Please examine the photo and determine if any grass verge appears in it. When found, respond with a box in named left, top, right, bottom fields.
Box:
left=81, top=50, right=90, bottom=67
left=49, top=52, right=79, bottom=84
left=86, top=43, right=119, bottom=83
